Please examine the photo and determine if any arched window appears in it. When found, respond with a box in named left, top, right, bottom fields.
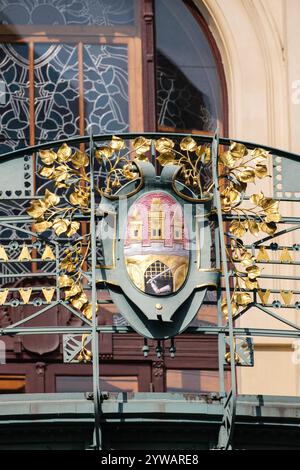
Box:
left=155, top=0, right=227, bottom=134
left=0, top=0, right=227, bottom=157
left=0, top=0, right=141, bottom=155
left=0, top=0, right=226, bottom=395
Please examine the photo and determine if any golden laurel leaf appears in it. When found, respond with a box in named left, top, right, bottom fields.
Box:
left=229, top=220, right=246, bottom=238
left=60, top=258, right=76, bottom=273
left=250, top=192, right=264, bottom=205
left=66, top=221, right=80, bottom=237
left=157, top=151, right=177, bottom=166
left=82, top=303, right=93, bottom=320
left=260, top=221, right=277, bottom=234
left=229, top=141, right=248, bottom=159
left=236, top=167, right=255, bottom=183
left=251, top=147, right=269, bottom=163
left=83, top=303, right=98, bottom=319
left=265, top=212, right=281, bottom=223
left=260, top=198, right=279, bottom=213
left=71, top=292, right=88, bottom=310
left=240, top=251, right=256, bottom=267
left=95, top=146, right=114, bottom=159
left=32, top=220, right=52, bottom=233
left=233, top=180, right=247, bottom=193
left=219, top=151, right=235, bottom=168
left=245, top=264, right=261, bottom=279
left=155, top=137, right=175, bottom=154
left=39, top=166, right=55, bottom=178
left=53, top=165, right=71, bottom=183
left=135, top=154, right=149, bottom=162
left=180, top=137, right=197, bottom=152
left=122, top=163, right=138, bottom=180
left=52, top=218, right=69, bottom=236
left=247, top=219, right=260, bottom=236
left=221, top=299, right=238, bottom=317
left=58, top=275, right=74, bottom=288
left=228, top=186, right=241, bottom=204
left=39, top=149, right=57, bottom=165
left=255, top=164, right=268, bottom=178
left=57, top=143, right=72, bottom=162
left=56, top=181, right=70, bottom=189
left=69, top=188, right=89, bottom=207
left=64, top=283, right=82, bottom=301
left=244, top=277, right=258, bottom=290
left=71, top=150, right=89, bottom=168
left=133, top=137, right=151, bottom=155
left=44, top=189, right=60, bottom=207
left=27, top=200, right=48, bottom=219
left=204, top=147, right=211, bottom=163
left=110, top=135, right=125, bottom=150
left=235, top=292, right=252, bottom=306
left=220, top=185, right=241, bottom=212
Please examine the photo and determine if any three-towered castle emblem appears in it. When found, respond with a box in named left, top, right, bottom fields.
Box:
left=124, top=191, right=189, bottom=296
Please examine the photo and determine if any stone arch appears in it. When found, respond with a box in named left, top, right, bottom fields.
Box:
left=192, top=0, right=289, bottom=150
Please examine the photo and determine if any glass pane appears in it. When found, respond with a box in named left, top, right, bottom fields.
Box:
left=34, top=43, right=80, bottom=144
left=166, top=369, right=229, bottom=393
left=84, top=44, right=129, bottom=134
left=155, top=0, right=222, bottom=132
left=56, top=375, right=138, bottom=393
left=0, top=43, right=34, bottom=198
left=0, top=43, right=29, bottom=153
left=0, top=0, right=135, bottom=26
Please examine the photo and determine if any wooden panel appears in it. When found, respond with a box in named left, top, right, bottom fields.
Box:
left=0, top=374, right=25, bottom=392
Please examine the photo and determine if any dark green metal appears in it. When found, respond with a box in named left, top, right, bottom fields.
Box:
left=0, top=131, right=300, bottom=451
left=212, top=132, right=236, bottom=450
left=1, top=132, right=300, bottom=163
left=89, top=133, right=102, bottom=450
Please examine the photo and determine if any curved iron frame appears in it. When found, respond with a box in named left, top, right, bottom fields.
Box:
left=0, top=131, right=299, bottom=450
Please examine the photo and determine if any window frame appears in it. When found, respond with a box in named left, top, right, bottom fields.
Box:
left=156, top=0, right=228, bottom=136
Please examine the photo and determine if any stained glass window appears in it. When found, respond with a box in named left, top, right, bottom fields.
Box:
left=84, top=44, right=129, bottom=135
left=34, top=43, right=80, bottom=143
left=155, top=0, right=223, bottom=133
left=0, top=0, right=135, bottom=26
left=0, top=44, right=29, bottom=152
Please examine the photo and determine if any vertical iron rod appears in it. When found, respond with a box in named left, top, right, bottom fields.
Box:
left=212, top=132, right=236, bottom=449
left=89, top=132, right=102, bottom=450
left=215, top=227, right=225, bottom=397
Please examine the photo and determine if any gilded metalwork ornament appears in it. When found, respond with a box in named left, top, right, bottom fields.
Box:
left=220, top=142, right=281, bottom=319
left=26, top=136, right=281, bottom=341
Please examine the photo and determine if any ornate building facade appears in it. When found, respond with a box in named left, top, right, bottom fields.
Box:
left=0, top=0, right=299, bottom=440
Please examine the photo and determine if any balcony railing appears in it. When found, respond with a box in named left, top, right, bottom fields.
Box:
left=0, top=131, right=299, bottom=449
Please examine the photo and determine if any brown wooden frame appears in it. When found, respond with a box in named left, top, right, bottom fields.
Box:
left=0, top=1, right=144, bottom=139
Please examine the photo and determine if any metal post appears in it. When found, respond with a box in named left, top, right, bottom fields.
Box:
left=212, top=131, right=237, bottom=450
left=215, top=226, right=226, bottom=397
left=89, top=132, right=102, bottom=450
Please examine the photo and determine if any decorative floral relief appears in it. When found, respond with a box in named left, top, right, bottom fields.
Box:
left=26, top=137, right=280, bottom=361
left=0, top=0, right=135, bottom=26
left=218, top=143, right=281, bottom=318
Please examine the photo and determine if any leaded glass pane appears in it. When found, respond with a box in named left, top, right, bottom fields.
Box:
left=0, top=43, right=29, bottom=152
left=34, top=43, right=80, bottom=143
left=84, top=44, right=129, bottom=134
left=155, top=0, right=222, bottom=132
left=0, top=44, right=34, bottom=198
left=0, top=0, right=135, bottom=26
